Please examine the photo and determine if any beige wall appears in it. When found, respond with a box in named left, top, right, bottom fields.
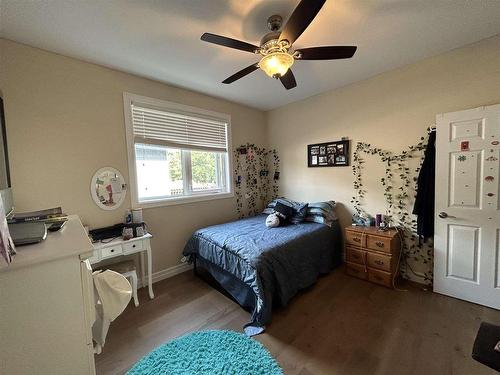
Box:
left=2, top=34, right=500, bottom=276
left=0, top=39, right=267, bottom=273
left=267, top=35, right=500, bottom=275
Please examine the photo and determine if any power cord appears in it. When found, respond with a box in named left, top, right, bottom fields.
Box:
left=392, top=226, right=408, bottom=292
left=98, top=235, right=121, bottom=244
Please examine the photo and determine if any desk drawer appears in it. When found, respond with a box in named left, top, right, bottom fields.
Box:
left=345, top=230, right=366, bottom=247
left=367, top=252, right=392, bottom=272
left=368, top=268, right=392, bottom=288
left=123, top=240, right=143, bottom=254
left=346, top=262, right=367, bottom=280
left=346, top=247, right=365, bottom=265
left=100, top=245, right=123, bottom=259
left=366, top=235, right=392, bottom=253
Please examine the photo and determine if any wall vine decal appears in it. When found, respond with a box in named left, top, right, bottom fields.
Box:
left=234, top=144, right=280, bottom=218
left=351, top=132, right=434, bottom=284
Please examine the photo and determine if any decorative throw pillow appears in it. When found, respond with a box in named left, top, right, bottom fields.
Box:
left=262, top=200, right=277, bottom=215
left=305, top=201, right=337, bottom=227
left=290, top=202, right=308, bottom=224
left=274, top=201, right=294, bottom=225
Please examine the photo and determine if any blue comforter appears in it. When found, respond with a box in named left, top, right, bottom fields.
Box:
left=183, top=214, right=342, bottom=335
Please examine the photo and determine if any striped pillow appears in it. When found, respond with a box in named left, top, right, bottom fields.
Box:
left=305, top=201, right=337, bottom=226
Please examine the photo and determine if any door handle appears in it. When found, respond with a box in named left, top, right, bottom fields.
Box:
left=438, top=212, right=456, bottom=219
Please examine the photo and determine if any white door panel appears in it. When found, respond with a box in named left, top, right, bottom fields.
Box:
left=446, top=224, right=479, bottom=282
left=449, top=151, right=482, bottom=208
left=435, top=104, right=500, bottom=309
left=450, top=118, right=484, bottom=140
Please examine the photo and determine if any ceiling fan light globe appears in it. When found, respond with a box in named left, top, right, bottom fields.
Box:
left=259, top=52, right=294, bottom=78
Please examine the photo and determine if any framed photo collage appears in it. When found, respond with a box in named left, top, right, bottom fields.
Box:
left=307, top=140, right=350, bottom=167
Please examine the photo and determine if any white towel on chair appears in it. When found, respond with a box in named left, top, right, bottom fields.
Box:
left=92, top=270, right=132, bottom=352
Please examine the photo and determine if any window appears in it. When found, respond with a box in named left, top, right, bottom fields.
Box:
left=124, top=93, right=232, bottom=207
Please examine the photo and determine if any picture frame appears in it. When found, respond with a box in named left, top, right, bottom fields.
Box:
left=307, top=140, right=350, bottom=167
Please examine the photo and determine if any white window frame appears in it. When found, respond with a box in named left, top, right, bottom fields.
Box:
left=123, top=92, right=234, bottom=208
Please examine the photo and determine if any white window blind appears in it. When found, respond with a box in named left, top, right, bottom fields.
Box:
left=131, top=104, right=228, bottom=152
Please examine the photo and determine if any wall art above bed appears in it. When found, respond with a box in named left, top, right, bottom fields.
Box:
left=307, top=140, right=350, bottom=167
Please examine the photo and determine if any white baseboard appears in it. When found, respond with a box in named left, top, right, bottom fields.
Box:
left=138, top=262, right=192, bottom=288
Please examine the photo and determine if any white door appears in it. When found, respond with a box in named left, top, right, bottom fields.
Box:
left=434, top=104, right=500, bottom=309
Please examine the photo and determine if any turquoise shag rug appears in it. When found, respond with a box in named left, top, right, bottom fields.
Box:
left=126, top=330, right=283, bottom=375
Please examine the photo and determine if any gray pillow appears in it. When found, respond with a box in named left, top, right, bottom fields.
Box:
left=305, top=201, right=337, bottom=226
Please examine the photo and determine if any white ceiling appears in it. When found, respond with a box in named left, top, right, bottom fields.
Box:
left=1, top=1, right=500, bottom=110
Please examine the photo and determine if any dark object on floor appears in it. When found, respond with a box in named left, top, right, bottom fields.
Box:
left=413, top=130, right=436, bottom=239
left=472, top=322, right=500, bottom=371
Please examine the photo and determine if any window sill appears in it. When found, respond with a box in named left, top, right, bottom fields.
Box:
left=136, top=191, right=234, bottom=209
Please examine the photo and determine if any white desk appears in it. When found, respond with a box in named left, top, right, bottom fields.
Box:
left=90, top=234, right=154, bottom=299
left=1, top=215, right=96, bottom=375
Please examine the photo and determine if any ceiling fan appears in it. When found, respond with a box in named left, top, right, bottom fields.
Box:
left=200, top=0, right=357, bottom=90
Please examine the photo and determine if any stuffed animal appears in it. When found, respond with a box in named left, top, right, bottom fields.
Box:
left=265, top=213, right=280, bottom=228
left=266, top=201, right=294, bottom=228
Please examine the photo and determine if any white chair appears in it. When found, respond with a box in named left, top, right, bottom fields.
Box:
left=99, top=260, right=139, bottom=307
left=92, top=269, right=132, bottom=354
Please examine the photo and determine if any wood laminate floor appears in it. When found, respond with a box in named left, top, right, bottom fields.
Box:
left=96, top=268, right=500, bottom=375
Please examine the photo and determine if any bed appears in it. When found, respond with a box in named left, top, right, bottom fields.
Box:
left=182, top=213, right=342, bottom=335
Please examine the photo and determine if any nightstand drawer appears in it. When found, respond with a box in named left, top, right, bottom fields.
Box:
left=367, top=252, right=391, bottom=272
left=123, top=240, right=143, bottom=254
left=366, top=235, right=392, bottom=253
left=345, top=230, right=366, bottom=247
left=346, top=262, right=367, bottom=280
left=100, top=245, right=123, bottom=259
left=368, top=268, right=392, bottom=287
left=346, top=247, right=366, bottom=265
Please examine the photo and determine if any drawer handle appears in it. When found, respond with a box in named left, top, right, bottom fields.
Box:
left=132, top=244, right=136, bottom=248
left=374, top=260, right=384, bottom=266
left=374, top=275, right=383, bottom=281
left=375, top=241, right=384, bottom=248
left=110, top=249, right=115, bottom=253
left=353, top=237, right=361, bottom=242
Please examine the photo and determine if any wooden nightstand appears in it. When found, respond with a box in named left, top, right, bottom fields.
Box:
left=344, top=226, right=401, bottom=288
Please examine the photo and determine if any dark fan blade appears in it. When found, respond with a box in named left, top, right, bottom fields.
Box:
left=201, top=33, right=259, bottom=53
left=279, top=69, right=297, bottom=90
left=296, top=46, right=357, bottom=60
left=279, top=0, right=326, bottom=45
left=222, top=63, right=259, bottom=84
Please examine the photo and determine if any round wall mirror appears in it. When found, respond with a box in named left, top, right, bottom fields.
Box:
left=90, top=167, right=127, bottom=210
